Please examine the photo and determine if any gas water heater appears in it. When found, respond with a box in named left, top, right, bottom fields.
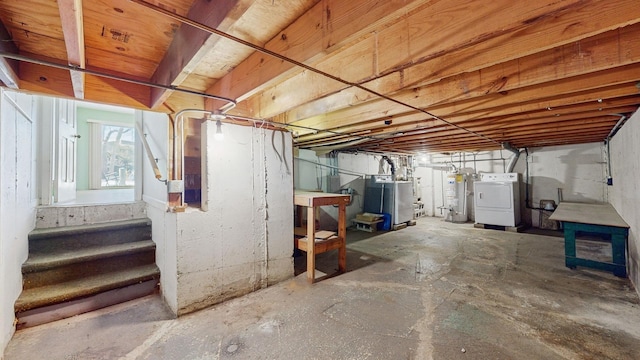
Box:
left=445, top=172, right=467, bottom=223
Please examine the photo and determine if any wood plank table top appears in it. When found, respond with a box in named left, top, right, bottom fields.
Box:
left=294, top=190, right=351, bottom=207
left=549, top=202, right=629, bottom=228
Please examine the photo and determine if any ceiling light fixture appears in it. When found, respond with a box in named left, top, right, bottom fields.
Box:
left=215, top=119, right=224, bottom=141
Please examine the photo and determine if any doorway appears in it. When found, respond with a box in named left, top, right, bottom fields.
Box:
left=40, top=98, right=139, bottom=205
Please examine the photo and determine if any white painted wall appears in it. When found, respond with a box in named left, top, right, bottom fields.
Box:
left=337, top=152, right=383, bottom=223
left=137, top=110, right=179, bottom=314
left=608, top=109, right=640, bottom=296
left=174, top=122, right=293, bottom=315
left=523, top=143, right=607, bottom=225
left=413, top=143, right=606, bottom=226
left=294, top=149, right=381, bottom=229
left=0, top=90, right=38, bottom=358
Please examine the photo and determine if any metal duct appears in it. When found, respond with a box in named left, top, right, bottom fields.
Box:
left=502, top=142, right=521, bottom=173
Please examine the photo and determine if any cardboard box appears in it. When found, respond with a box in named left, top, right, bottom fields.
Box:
left=356, top=212, right=382, bottom=222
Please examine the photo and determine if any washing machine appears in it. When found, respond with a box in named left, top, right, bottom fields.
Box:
left=474, top=173, right=521, bottom=227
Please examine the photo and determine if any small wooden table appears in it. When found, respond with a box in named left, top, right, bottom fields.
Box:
left=294, top=191, right=350, bottom=283
left=549, top=202, right=629, bottom=277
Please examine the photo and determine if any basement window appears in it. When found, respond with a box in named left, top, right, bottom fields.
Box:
left=89, top=121, right=135, bottom=188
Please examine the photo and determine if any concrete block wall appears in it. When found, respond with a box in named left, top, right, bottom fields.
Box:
left=0, top=90, right=38, bottom=358
left=34, top=202, right=147, bottom=229
left=608, top=109, right=640, bottom=295
left=173, top=123, right=293, bottom=315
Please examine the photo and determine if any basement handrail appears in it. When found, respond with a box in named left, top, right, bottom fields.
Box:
left=135, top=121, right=165, bottom=182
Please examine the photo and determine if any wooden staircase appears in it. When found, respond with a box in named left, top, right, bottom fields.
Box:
left=15, top=218, right=160, bottom=328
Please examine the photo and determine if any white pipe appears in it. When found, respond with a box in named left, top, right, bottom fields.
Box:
left=607, top=114, right=627, bottom=139
left=172, top=108, right=237, bottom=207
left=4, top=93, right=33, bottom=123
left=604, top=114, right=627, bottom=183
left=295, top=157, right=366, bottom=177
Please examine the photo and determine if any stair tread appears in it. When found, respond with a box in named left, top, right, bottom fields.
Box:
left=29, top=218, right=151, bottom=240
left=23, top=240, right=156, bottom=272
left=15, top=264, right=160, bottom=312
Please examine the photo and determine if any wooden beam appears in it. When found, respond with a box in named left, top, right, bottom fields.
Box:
left=204, top=0, right=428, bottom=110
left=263, top=0, right=640, bottom=122
left=0, top=20, right=19, bottom=88
left=294, top=105, right=638, bottom=148
left=293, top=96, right=640, bottom=145
left=290, top=63, right=640, bottom=138
left=290, top=65, right=640, bottom=135
left=355, top=113, right=621, bottom=146
left=367, top=127, right=612, bottom=153
left=431, top=84, right=640, bottom=125
left=149, top=0, right=251, bottom=109
left=57, top=0, right=85, bottom=99
left=360, top=117, right=618, bottom=149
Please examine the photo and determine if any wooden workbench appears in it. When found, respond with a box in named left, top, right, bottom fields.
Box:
left=549, top=202, right=629, bottom=277
left=294, top=190, right=350, bottom=283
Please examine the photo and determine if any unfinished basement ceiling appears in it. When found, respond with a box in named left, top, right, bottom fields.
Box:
left=1, top=0, right=639, bottom=153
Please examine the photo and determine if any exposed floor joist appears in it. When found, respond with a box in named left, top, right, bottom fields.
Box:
left=0, top=0, right=638, bottom=153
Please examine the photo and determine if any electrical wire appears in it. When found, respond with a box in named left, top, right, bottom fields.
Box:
left=127, top=0, right=501, bottom=146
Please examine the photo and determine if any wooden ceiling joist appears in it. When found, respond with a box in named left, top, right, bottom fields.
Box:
left=1, top=0, right=638, bottom=153
left=148, top=0, right=251, bottom=109
left=292, top=97, right=640, bottom=145
left=0, top=20, right=19, bottom=88
left=270, top=0, right=640, bottom=124
left=57, top=0, right=85, bottom=99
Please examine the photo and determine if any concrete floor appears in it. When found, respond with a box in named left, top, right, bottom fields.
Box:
left=5, top=217, right=640, bottom=359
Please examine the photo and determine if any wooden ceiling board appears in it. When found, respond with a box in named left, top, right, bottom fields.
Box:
left=203, top=0, right=428, bottom=111
left=84, top=46, right=159, bottom=79
left=294, top=98, right=640, bottom=144
left=0, top=0, right=64, bottom=38
left=249, top=0, right=640, bottom=124
left=0, top=0, right=65, bottom=61
left=82, top=0, right=186, bottom=73
left=18, top=61, right=74, bottom=98
left=287, top=64, right=640, bottom=140
left=83, top=74, right=149, bottom=109
left=1, top=0, right=639, bottom=153
left=9, top=30, right=68, bottom=60
left=186, top=0, right=320, bottom=89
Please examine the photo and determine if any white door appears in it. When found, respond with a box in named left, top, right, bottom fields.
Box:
left=54, top=99, right=77, bottom=203
left=475, top=182, right=513, bottom=210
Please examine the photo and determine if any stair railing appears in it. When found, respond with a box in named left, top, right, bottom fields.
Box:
left=135, top=121, right=166, bottom=183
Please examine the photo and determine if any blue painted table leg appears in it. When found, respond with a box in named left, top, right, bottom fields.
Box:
left=611, top=233, right=627, bottom=277
left=564, top=224, right=577, bottom=269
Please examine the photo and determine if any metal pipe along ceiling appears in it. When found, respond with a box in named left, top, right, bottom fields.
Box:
left=127, top=0, right=501, bottom=147
left=0, top=52, right=237, bottom=109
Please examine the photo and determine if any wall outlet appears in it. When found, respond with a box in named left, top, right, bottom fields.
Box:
left=167, top=180, right=184, bottom=193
